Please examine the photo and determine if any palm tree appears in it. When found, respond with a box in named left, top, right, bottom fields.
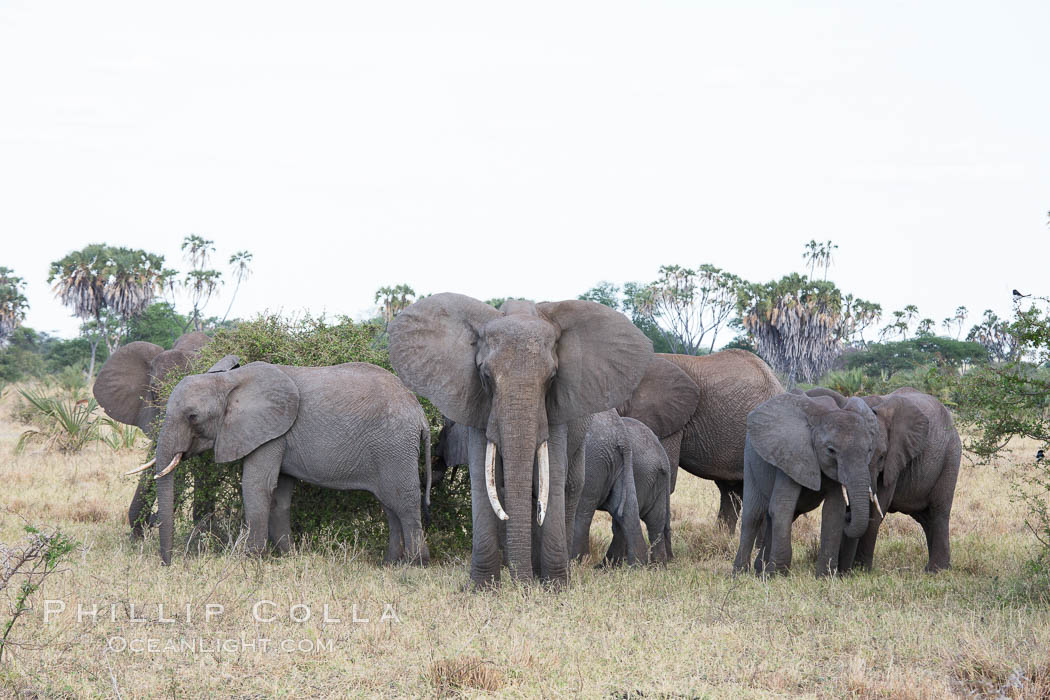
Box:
left=49, top=244, right=165, bottom=378
left=0, top=267, right=29, bottom=345
left=221, top=250, right=254, bottom=323
left=181, top=235, right=222, bottom=331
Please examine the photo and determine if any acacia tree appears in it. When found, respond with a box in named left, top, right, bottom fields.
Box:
left=625, top=264, right=742, bottom=354
left=49, top=244, right=165, bottom=377
left=737, top=274, right=844, bottom=387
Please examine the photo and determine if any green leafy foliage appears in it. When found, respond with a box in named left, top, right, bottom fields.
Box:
left=953, top=298, right=1050, bottom=586
left=841, top=337, right=989, bottom=378
left=152, top=313, right=472, bottom=561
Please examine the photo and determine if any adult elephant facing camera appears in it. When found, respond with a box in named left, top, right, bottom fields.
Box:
left=142, top=358, right=431, bottom=567
left=389, top=294, right=652, bottom=587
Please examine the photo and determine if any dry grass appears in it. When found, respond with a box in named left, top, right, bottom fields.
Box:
left=0, top=384, right=1048, bottom=698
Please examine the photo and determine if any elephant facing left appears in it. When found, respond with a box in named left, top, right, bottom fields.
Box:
left=139, top=359, right=432, bottom=566
left=93, top=331, right=210, bottom=537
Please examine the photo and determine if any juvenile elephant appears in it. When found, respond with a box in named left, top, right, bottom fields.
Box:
left=628, top=351, right=782, bottom=531
left=733, top=393, right=880, bottom=576
left=137, top=358, right=432, bottom=566
left=93, top=332, right=210, bottom=536
left=574, top=412, right=673, bottom=566
left=389, top=294, right=652, bottom=587
left=571, top=410, right=648, bottom=566
left=840, top=388, right=961, bottom=572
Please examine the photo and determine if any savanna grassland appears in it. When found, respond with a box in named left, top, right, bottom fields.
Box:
left=1, top=388, right=1048, bottom=699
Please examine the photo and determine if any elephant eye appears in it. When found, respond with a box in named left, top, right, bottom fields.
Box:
left=187, top=412, right=199, bottom=423
left=825, top=445, right=836, bottom=455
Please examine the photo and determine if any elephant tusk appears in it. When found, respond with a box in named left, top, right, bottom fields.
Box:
left=870, top=487, right=884, bottom=519
left=485, top=441, right=508, bottom=521
left=841, top=483, right=849, bottom=507
left=125, top=457, right=156, bottom=476
left=155, top=453, right=183, bottom=479
left=536, top=441, right=549, bottom=526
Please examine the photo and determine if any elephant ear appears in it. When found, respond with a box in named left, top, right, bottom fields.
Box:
left=617, top=357, right=699, bottom=438
left=872, top=394, right=929, bottom=486
left=388, top=293, right=502, bottom=429
left=746, top=393, right=825, bottom=491
left=207, top=355, right=241, bottom=373
left=214, top=362, right=300, bottom=463
left=173, top=331, right=209, bottom=353
left=93, top=341, right=164, bottom=427
left=538, top=300, right=654, bottom=424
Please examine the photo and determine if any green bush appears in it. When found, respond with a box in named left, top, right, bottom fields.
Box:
left=152, top=313, right=472, bottom=561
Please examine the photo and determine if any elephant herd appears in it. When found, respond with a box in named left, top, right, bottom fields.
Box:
left=94, top=292, right=962, bottom=588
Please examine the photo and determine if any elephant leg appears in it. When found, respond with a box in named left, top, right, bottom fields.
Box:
left=754, top=517, right=773, bottom=574
left=467, top=428, right=502, bottom=587
left=854, top=482, right=895, bottom=570
left=920, top=507, right=951, bottom=572
left=394, top=503, right=429, bottom=566
left=268, top=474, right=295, bottom=555
left=642, top=512, right=668, bottom=566
left=603, top=519, right=627, bottom=567
left=733, top=486, right=766, bottom=574
left=564, top=438, right=586, bottom=563
left=659, top=433, right=683, bottom=495
left=381, top=505, right=405, bottom=564
left=767, top=471, right=802, bottom=574
left=572, top=501, right=597, bottom=563
left=240, top=440, right=285, bottom=557
left=716, top=480, right=743, bottom=532
left=816, top=486, right=846, bottom=577
left=538, top=424, right=570, bottom=585
left=128, top=472, right=155, bottom=538
left=838, top=536, right=860, bottom=573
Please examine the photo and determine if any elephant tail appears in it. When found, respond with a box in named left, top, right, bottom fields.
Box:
left=421, top=423, right=432, bottom=528
left=615, top=435, right=634, bottom=521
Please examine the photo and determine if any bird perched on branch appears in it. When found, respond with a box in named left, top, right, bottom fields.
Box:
left=1037, top=449, right=1045, bottom=463
left=1013, top=289, right=1030, bottom=299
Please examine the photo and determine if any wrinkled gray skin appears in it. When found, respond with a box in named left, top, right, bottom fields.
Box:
left=153, top=359, right=431, bottom=567
left=622, top=351, right=782, bottom=531
left=433, top=419, right=470, bottom=488
left=571, top=410, right=648, bottom=566
left=389, top=294, right=652, bottom=587
left=839, top=388, right=961, bottom=572
left=574, top=413, right=672, bottom=566
left=734, top=393, right=880, bottom=576
left=93, top=332, right=209, bottom=537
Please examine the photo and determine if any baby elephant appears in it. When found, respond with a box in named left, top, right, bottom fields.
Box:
left=734, top=392, right=880, bottom=576
left=134, top=357, right=431, bottom=566
left=572, top=411, right=673, bottom=566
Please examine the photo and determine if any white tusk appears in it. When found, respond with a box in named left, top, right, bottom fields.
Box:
left=485, top=441, right=508, bottom=521
left=125, top=457, right=156, bottom=476
left=870, top=487, right=884, bottom=519
left=154, top=453, right=183, bottom=479
left=536, top=441, right=550, bottom=526
left=841, top=483, right=849, bottom=507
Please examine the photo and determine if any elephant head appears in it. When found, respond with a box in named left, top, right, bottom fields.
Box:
left=747, top=392, right=880, bottom=539
left=388, top=293, right=652, bottom=580
left=617, top=356, right=700, bottom=439
left=866, top=390, right=930, bottom=490
left=93, top=332, right=211, bottom=439
left=791, top=386, right=848, bottom=408
left=131, top=359, right=299, bottom=565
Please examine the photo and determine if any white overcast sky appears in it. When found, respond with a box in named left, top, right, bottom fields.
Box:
left=2, top=1, right=1048, bottom=340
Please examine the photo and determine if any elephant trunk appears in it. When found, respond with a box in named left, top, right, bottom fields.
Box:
left=153, top=424, right=189, bottom=566
left=843, top=472, right=871, bottom=540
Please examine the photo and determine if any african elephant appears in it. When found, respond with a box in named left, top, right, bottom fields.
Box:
left=389, top=294, right=652, bottom=587
left=433, top=419, right=470, bottom=488
left=626, top=351, right=782, bottom=531
left=93, top=331, right=209, bottom=536
left=839, top=388, right=961, bottom=572
left=574, top=412, right=673, bottom=566
left=137, top=358, right=432, bottom=566
left=733, top=393, right=880, bottom=576
left=571, top=410, right=648, bottom=566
